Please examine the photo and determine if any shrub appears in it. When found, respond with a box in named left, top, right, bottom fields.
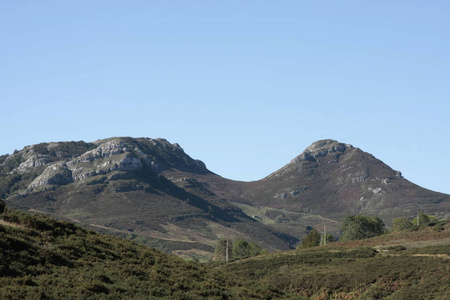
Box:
left=340, top=215, right=385, bottom=241
left=391, top=217, right=414, bottom=232
left=433, top=220, right=447, bottom=232
left=299, top=229, right=320, bottom=248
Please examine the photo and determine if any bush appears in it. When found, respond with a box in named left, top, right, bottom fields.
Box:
left=433, top=220, right=447, bottom=232
left=412, top=212, right=439, bottom=228
left=340, top=215, right=385, bottom=241
left=391, top=217, right=414, bottom=232
left=299, top=229, right=320, bottom=248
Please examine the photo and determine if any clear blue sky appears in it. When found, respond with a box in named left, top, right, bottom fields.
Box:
left=1, top=1, right=449, bottom=194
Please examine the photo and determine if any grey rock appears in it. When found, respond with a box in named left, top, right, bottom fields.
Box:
left=28, top=162, right=73, bottom=188
left=290, top=139, right=353, bottom=164
left=17, top=155, right=53, bottom=173
left=68, top=140, right=126, bottom=165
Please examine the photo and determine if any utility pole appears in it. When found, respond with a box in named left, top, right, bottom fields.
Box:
left=323, top=224, right=327, bottom=246
left=225, top=239, right=229, bottom=263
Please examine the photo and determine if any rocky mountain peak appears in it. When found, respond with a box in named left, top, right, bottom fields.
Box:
left=290, top=139, right=353, bottom=164
left=1, top=137, right=209, bottom=191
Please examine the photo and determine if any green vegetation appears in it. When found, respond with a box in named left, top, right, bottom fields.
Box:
left=214, top=239, right=267, bottom=261
left=298, top=228, right=320, bottom=248
left=391, top=212, right=441, bottom=232
left=412, top=211, right=439, bottom=228
left=340, top=215, right=385, bottom=241
left=391, top=217, right=414, bottom=232
left=217, top=245, right=449, bottom=299
left=45, top=141, right=97, bottom=158
left=0, top=203, right=449, bottom=299
left=298, top=227, right=333, bottom=248
left=0, top=207, right=280, bottom=299
left=214, top=239, right=232, bottom=261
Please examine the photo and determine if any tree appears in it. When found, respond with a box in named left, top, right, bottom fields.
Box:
left=248, top=242, right=267, bottom=257
left=215, top=239, right=266, bottom=261
left=232, top=239, right=250, bottom=259
left=299, top=229, right=321, bottom=248
left=320, top=234, right=334, bottom=246
left=340, top=215, right=385, bottom=241
left=391, top=217, right=414, bottom=232
left=412, top=212, right=438, bottom=228
left=214, top=239, right=232, bottom=262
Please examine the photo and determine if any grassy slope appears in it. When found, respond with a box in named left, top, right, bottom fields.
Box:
left=1, top=206, right=449, bottom=299
left=216, top=224, right=450, bottom=299
left=0, top=208, right=282, bottom=300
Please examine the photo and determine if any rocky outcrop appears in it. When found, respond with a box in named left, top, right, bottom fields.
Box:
left=290, top=140, right=353, bottom=164
left=68, top=140, right=128, bottom=164
left=23, top=137, right=208, bottom=189
left=17, top=155, right=53, bottom=173
left=28, top=162, right=73, bottom=188
left=69, top=153, right=143, bottom=182
left=28, top=141, right=144, bottom=188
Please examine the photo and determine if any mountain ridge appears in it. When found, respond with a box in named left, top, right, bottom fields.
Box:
left=1, top=137, right=449, bottom=258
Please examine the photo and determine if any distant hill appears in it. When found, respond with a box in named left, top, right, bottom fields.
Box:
left=198, top=139, right=450, bottom=241
left=242, top=139, right=449, bottom=220
left=1, top=137, right=449, bottom=257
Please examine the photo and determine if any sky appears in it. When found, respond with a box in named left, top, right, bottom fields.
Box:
left=1, top=1, right=449, bottom=194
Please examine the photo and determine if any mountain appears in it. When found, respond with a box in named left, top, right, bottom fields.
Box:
left=0, top=137, right=294, bottom=259
left=1, top=137, right=449, bottom=258
left=208, top=139, right=450, bottom=241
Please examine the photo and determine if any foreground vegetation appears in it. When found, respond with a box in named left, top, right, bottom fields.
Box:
left=0, top=205, right=282, bottom=299
left=1, top=201, right=449, bottom=299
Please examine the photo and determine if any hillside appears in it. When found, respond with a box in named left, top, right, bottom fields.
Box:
left=0, top=204, right=283, bottom=299
left=0, top=138, right=294, bottom=259
left=242, top=140, right=449, bottom=219
left=214, top=140, right=450, bottom=241
left=1, top=137, right=449, bottom=257
left=217, top=224, right=450, bottom=299
left=1, top=203, right=449, bottom=299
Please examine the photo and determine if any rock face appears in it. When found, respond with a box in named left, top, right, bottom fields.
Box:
left=291, top=139, right=353, bottom=163
left=29, top=162, right=73, bottom=188
left=17, top=155, right=53, bottom=173
left=24, top=138, right=208, bottom=190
